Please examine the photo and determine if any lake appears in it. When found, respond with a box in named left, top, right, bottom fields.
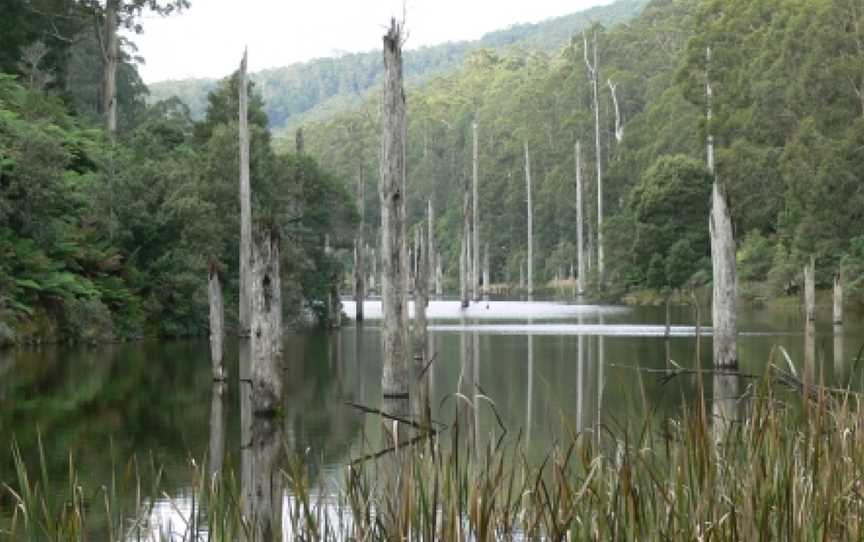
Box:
left=0, top=298, right=858, bottom=538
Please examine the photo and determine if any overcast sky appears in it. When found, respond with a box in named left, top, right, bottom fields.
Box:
left=131, top=0, right=612, bottom=83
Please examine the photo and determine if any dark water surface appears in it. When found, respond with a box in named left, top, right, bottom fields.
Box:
left=1, top=298, right=860, bottom=536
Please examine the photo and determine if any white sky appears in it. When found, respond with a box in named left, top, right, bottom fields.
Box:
left=131, top=0, right=612, bottom=83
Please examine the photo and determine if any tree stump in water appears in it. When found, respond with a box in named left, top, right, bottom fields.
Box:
left=208, top=259, right=225, bottom=381
left=250, top=223, right=283, bottom=414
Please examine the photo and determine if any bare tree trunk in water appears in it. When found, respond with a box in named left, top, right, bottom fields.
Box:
left=427, top=199, right=437, bottom=297
left=380, top=19, right=410, bottom=398
left=707, top=47, right=738, bottom=368
left=250, top=223, right=283, bottom=413
left=804, top=257, right=816, bottom=322
left=208, top=382, right=226, bottom=478
left=472, top=119, right=480, bottom=302
left=483, top=243, right=490, bottom=297
left=414, top=222, right=431, bottom=430
left=524, top=142, right=534, bottom=296
left=461, top=171, right=472, bottom=308
left=238, top=49, right=252, bottom=337
left=354, top=164, right=366, bottom=322
left=575, top=141, right=585, bottom=294
left=584, top=31, right=604, bottom=285
left=834, top=270, right=843, bottom=325
left=208, top=261, right=225, bottom=381
left=102, top=0, right=120, bottom=136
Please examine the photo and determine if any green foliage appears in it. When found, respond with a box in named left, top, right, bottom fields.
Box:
left=738, top=230, right=774, bottom=281
left=628, top=155, right=712, bottom=289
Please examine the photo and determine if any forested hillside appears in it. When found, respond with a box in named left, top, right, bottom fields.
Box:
left=302, top=0, right=864, bottom=303
left=0, top=1, right=354, bottom=345
left=148, top=0, right=649, bottom=131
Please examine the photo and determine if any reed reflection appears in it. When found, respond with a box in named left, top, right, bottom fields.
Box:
left=208, top=382, right=226, bottom=478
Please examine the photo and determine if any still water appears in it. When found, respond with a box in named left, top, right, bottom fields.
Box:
left=0, top=298, right=860, bottom=537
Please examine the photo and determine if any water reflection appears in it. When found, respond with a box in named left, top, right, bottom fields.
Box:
left=209, top=382, right=226, bottom=478
left=834, top=324, right=846, bottom=385
left=241, top=371, right=284, bottom=541
left=804, top=319, right=817, bottom=386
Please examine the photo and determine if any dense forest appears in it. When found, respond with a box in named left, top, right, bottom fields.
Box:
left=0, top=0, right=355, bottom=345
left=148, top=0, right=650, bottom=132
left=300, top=0, right=864, bottom=305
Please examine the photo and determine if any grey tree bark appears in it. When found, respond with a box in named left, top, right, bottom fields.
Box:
left=804, top=257, right=816, bottom=322
left=584, top=31, right=604, bottom=284
left=208, top=261, right=225, bottom=381
left=102, top=0, right=120, bottom=136
left=380, top=20, right=410, bottom=398
left=238, top=49, right=252, bottom=337
left=608, top=79, right=624, bottom=143
left=461, top=170, right=472, bottom=308
left=208, top=382, right=226, bottom=478
left=524, top=142, right=534, bottom=295
left=472, top=119, right=480, bottom=302
left=483, top=243, right=490, bottom=297
left=250, top=223, right=283, bottom=413
left=575, top=140, right=585, bottom=294
left=427, top=199, right=437, bottom=297
left=834, top=270, right=843, bottom=324
left=414, top=223, right=429, bottom=367
left=707, top=47, right=738, bottom=368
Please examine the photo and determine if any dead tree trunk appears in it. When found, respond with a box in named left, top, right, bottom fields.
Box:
left=380, top=19, right=410, bottom=398
left=472, top=119, right=481, bottom=302
left=833, top=270, right=843, bottom=325
left=707, top=46, right=738, bottom=368
left=250, top=223, right=282, bottom=413
left=354, top=165, right=366, bottom=322
left=524, top=142, right=534, bottom=296
left=804, top=257, right=816, bottom=322
left=238, top=49, right=252, bottom=337
left=209, top=382, right=226, bottom=477
left=102, top=0, right=120, bottom=136
left=584, top=31, right=604, bottom=285
left=461, top=171, right=472, bottom=308
left=483, top=243, right=490, bottom=296
left=607, top=79, right=624, bottom=144
left=414, top=223, right=429, bottom=365
left=575, top=140, right=585, bottom=294
left=208, top=260, right=225, bottom=381
left=427, top=199, right=437, bottom=297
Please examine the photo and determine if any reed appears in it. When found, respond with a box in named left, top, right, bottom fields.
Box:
left=4, top=366, right=864, bottom=540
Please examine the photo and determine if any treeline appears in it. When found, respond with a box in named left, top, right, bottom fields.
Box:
left=149, top=0, right=649, bottom=132
left=302, top=0, right=864, bottom=302
left=0, top=1, right=354, bottom=345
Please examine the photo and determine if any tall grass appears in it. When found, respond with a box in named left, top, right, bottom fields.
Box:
left=4, top=368, right=864, bottom=540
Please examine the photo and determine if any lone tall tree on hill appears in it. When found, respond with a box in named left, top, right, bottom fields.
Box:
left=380, top=19, right=410, bottom=398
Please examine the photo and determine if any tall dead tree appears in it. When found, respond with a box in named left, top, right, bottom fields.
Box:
left=238, top=49, right=252, bottom=337
left=461, top=170, right=472, bottom=308
left=833, top=270, right=843, bottom=325
left=483, top=243, right=490, bottom=296
left=354, top=163, right=366, bottom=322
left=208, top=260, right=225, bottom=381
left=707, top=46, right=738, bottom=368
left=607, top=79, right=624, bottom=144
left=575, top=140, right=585, bottom=294
left=472, top=119, right=481, bottom=302
left=524, top=142, right=534, bottom=295
left=804, top=257, right=816, bottom=322
left=380, top=19, right=410, bottom=398
left=250, top=222, right=282, bottom=413
left=427, top=199, right=437, bottom=297
left=584, top=31, right=604, bottom=284
left=102, top=0, right=120, bottom=136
